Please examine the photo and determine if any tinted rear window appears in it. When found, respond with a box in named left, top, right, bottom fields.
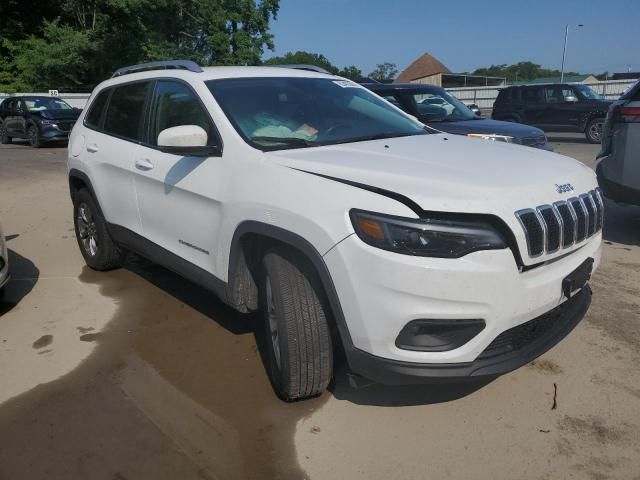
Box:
left=103, top=82, right=150, bottom=141
left=85, top=89, right=111, bottom=128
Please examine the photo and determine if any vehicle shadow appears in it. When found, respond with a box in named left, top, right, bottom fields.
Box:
left=0, top=248, right=40, bottom=316
left=329, top=367, right=495, bottom=407
left=5, top=139, right=67, bottom=149
left=602, top=198, right=640, bottom=247
left=122, top=253, right=254, bottom=335
left=123, top=252, right=494, bottom=407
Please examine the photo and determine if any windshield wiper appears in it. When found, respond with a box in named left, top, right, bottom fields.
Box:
left=330, top=131, right=423, bottom=145
left=251, top=136, right=317, bottom=147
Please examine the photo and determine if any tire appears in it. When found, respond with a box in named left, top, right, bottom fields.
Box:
left=73, top=189, right=125, bottom=270
left=27, top=125, right=41, bottom=148
left=260, top=247, right=333, bottom=401
left=0, top=122, right=11, bottom=144
left=585, top=117, right=604, bottom=144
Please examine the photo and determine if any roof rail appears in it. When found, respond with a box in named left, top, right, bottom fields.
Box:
left=270, top=64, right=332, bottom=75
left=111, top=60, right=203, bottom=78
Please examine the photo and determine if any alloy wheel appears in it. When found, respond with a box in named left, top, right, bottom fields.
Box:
left=77, top=203, right=99, bottom=257
left=265, top=275, right=282, bottom=370
left=589, top=120, right=603, bottom=142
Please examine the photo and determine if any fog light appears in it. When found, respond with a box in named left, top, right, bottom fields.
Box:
left=396, top=319, right=485, bottom=352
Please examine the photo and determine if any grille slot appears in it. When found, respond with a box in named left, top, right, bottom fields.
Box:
left=515, top=209, right=545, bottom=257
left=537, top=205, right=561, bottom=253
left=554, top=201, right=576, bottom=247
left=516, top=190, right=602, bottom=258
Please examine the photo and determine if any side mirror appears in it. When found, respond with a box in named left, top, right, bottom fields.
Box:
left=565, top=95, right=578, bottom=103
left=157, top=125, right=220, bottom=156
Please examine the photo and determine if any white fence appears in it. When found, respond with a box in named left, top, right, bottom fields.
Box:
left=449, top=79, right=637, bottom=114
left=2, top=78, right=638, bottom=113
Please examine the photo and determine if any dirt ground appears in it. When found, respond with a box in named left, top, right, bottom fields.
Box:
left=0, top=133, right=639, bottom=480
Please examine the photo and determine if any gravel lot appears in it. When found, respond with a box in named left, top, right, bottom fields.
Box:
left=0, top=133, right=639, bottom=480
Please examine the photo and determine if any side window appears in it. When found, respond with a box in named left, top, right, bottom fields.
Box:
left=151, top=80, right=216, bottom=146
left=103, top=81, right=151, bottom=141
left=85, top=89, right=111, bottom=129
left=543, top=86, right=566, bottom=104
left=522, top=87, right=543, bottom=104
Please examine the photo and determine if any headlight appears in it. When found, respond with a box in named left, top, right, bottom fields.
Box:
left=350, top=210, right=507, bottom=258
left=466, top=133, right=514, bottom=143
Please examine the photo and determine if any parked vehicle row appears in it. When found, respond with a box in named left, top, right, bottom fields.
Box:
left=492, top=83, right=611, bottom=144
left=362, top=82, right=552, bottom=150
left=0, top=96, right=81, bottom=147
left=67, top=61, right=601, bottom=400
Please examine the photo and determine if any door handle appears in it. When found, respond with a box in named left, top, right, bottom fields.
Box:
left=135, top=158, right=154, bottom=171
left=86, top=144, right=99, bottom=153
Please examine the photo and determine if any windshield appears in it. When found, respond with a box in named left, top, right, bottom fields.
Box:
left=410, top=90, right=476, bottom=122
left=206, top=77, right=427, bottom=150
left=23, top=97, right=73, bottom=112
left=575, top=85, right=602, bottom=100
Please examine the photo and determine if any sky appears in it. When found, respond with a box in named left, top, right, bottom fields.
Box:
left=267, top=0, right=639, bottom=76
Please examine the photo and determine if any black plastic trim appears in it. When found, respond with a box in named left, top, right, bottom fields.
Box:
left=228, top=221, right=355, bottom=349
left=597, top=163, right=640, bottom=206
left=108, top=224, right=228, bottom=301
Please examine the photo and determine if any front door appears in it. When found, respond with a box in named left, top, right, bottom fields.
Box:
left=132, top=79, right=225, bottom=271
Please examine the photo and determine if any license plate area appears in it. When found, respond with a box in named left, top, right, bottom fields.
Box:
left=562, top=257, right=594, bottom=299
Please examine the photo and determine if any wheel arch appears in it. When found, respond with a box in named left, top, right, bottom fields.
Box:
left=227, top=220, right=354, bottom=352
left=68, top=169, right=97, bottom=203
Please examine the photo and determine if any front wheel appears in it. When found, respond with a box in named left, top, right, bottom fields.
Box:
left=585, top=117, right=604, bottom=144
left=73, top=189, right=125, bottom=270
left=260, top=247, right=333, bottom=401
left=27, top=125, right=41, bottom=148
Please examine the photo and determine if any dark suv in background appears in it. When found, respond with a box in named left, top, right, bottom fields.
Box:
left=364, top=83, right=551, bottom=150
left=0, top=96, right=81, bottom=147
left=492, top=84, right=611, bottom=143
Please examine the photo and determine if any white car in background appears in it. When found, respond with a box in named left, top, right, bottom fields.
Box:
left=68, top=61, right=602, bottom=400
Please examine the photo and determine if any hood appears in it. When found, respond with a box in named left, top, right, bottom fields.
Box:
left=267, top=133, right=596, bottom=217
left=427, top=118, right=544, bottom=139
left=38, top=109, right=81, bottom=121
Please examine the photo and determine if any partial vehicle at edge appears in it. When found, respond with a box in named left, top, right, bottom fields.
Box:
left=597, top=79, right=640, bottom=205
left=0, top=96, right=81, bottom=147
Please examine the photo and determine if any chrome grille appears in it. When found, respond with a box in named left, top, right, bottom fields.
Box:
left=515, top=189, right=603, bottom=258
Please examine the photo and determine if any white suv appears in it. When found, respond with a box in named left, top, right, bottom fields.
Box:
left=68, top=61, right=603, bottom=400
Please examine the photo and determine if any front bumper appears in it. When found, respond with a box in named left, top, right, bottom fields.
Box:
left=324, top=232, right=600, bottom=382
left=40, top=125, right=71, bottom=142
left=346, top=286, right=590, bottom=384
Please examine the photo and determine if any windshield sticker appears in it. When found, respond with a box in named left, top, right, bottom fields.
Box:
left=333, top=80, right=360, bottom=89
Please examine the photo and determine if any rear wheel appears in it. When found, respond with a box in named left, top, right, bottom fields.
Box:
left=27, top=125, right=41, bottom=148
left=0, top=122, right=11, bottom=144
left=585, top=117, right=604, bottom=144
left=260, top=247, right=333, bottom=401
left=73, top=189, right=125, bottom=270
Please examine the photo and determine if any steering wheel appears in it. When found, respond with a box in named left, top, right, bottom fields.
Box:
left=324, top=123, right=352, bottom=136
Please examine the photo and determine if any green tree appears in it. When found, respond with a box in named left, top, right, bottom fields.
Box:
left=368, top=62, right=398, bottom=81
left=472, top=61, right=582, bottom=82
left=0, top=0, right=281, bottom=91
left=264, top=50, right=362, bottom=80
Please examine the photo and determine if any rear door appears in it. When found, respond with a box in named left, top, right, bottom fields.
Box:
left=132, top=79, right=225, bottom=269
left=544, top=85, right=581, bottom=129
left=520, top=86, right=547, bottom=126
left=83, top=81, right=152, bottom=235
